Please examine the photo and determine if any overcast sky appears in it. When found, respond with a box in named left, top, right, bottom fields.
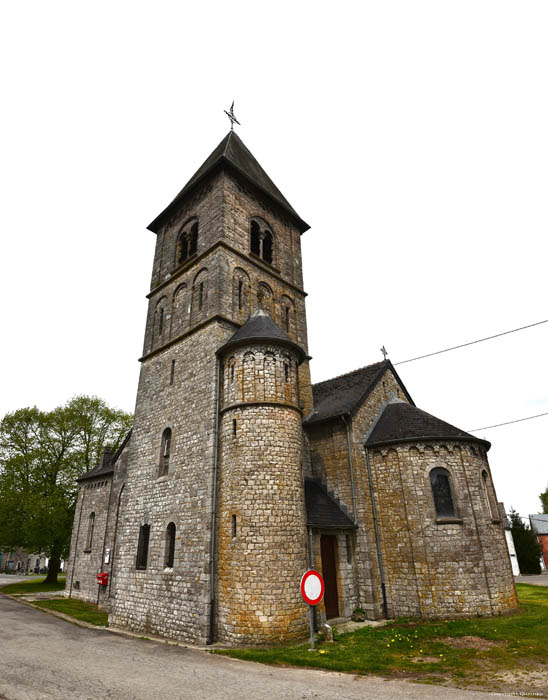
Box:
left=1, top=1, right=546, bottom=520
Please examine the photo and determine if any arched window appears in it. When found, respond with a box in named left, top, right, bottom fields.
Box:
left=136, top=524, right=150, bottom=570
left=250, top=220, right=261, bottom=256
left=280, top=295, right=296, bottom=339
left=429, top=467, right=456, bottom=518
left=85, top=512, right=95, bottom=550
left=257, top=282, right=273, bottom=317
left=159, top=428, right=172, bottom=476
left=165, top=522, right=176, bottom=568
left=249, top=218, right=274, bottom=265
left=262, top=230, right=273, bottom=264
left=176, top=219, right=199, bottom=267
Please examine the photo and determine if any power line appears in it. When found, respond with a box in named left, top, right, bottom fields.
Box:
left=393, top=319, right=548, bottom=366
left=467, top=411, right=548, bottom=433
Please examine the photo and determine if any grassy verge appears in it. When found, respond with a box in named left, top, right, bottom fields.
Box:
left=219, top=585, right=548, bottom=690
left=33, top=598, right=109, bottom=626
left=0, top=576, right=66, bottom=595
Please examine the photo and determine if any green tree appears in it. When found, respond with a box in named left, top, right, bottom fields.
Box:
left=509, top=508, right=542, bottom=575
left=540, top=485, right=548, bottom=515
left=0, top=396, right=132, bottom=583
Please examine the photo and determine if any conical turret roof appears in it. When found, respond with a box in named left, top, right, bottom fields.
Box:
left=365, top=400, right=490, bottom=450
left=148, top=131, right=309, bottom=233
left=217, top=308, right=307, bottom=361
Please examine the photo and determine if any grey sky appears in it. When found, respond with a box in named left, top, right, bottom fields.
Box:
left=1, top=1, right=546, bottom=520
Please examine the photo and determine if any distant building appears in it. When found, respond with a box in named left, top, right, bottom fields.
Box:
left=498, top=503, right=520, bottom=575
left=529, top=514, right=548, bottom=571
left=65, top=130, right=518, bottom=645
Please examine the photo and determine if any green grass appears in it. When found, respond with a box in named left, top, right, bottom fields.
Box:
left=33, top=598, right=109, bottom=626
left=0, top=576, right=66, bottom=595
left=219, top=584, right=548, bottom=688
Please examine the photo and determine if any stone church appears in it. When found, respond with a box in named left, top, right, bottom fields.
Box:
left=65, top=129, right=517, bottom=645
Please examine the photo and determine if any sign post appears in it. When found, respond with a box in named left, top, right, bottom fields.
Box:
left=300, top=569, right=325, bottom=650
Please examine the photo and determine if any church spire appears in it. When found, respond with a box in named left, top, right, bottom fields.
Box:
left=147, top=131, right=309, bottom=234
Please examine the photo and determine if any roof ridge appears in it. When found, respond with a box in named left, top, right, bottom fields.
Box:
left=312, top=360, right=387, bottom=388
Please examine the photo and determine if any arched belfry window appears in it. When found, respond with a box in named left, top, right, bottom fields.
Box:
left=176, top=219, right=199, bottom=267
left=165, top=522, right=176, bottom=568
left=159, top=428, right=172, bottom=476
left=249, top=218, right=274, bottom=265
left=429, top=467, right=456, bottom=518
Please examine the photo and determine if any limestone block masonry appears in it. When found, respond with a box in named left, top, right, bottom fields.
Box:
left=65, top=129, right=518, bottom=647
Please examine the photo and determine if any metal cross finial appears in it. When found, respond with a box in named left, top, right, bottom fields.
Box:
left=380, top=346, right=388, bottom=361
left=224, top=101, right=241, bottom=131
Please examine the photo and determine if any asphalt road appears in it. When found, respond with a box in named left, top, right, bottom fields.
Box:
left=1, top=596, right=517, bottom=700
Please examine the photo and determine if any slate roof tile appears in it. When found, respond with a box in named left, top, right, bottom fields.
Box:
left=365, top=401, right=489, bottom=449
left=305, top=480, right=356, bottom=529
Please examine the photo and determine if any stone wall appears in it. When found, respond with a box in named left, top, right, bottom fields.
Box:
left=367, top=441, right=518, bottom=618
left=108, top=321, right=233, bottom=644
left=65, top=476, right=112, bottom=604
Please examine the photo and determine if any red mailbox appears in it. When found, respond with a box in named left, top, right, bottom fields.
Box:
left=96, top=572, right=109, bottom=586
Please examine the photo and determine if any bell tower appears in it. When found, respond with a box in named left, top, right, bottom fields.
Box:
left=109, top=131, right=313, bottom=644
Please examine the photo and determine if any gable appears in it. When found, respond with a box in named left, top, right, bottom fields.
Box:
left=304, top=360, right=414, bottom=426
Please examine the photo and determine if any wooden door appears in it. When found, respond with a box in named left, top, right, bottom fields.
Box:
left=320, top=534, right=339, bottom=618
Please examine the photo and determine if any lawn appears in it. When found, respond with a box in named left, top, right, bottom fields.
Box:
left=219, top=584, right=548, bottom=692
left=32, top=598, right=109, bottom=627
left=0, top=576, right=66, bottom=595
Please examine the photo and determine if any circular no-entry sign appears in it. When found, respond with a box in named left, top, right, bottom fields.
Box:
left=300, top=569, right=324, bottom=606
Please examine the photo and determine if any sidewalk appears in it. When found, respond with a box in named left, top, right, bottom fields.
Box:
left=515, top=571, right=548, bottom=586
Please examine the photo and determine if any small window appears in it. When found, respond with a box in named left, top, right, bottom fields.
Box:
left=159, top=428, right=172, bottom=476
left=136, top=524, right=150, bottom=570
left=250, top=219, right=274, bottom=264
left=232, top=514, right=237, bottom=538
left=284, top=306, right=290, bottom=332
left=230, top=363, right=235, bottom=383
left=170, top=359, right=175, bottom=386
left=165, top=522, right=176, bottom=568
left=232, top=419, right=237, bottom=436
left=346, top=535, right=352, bottom=564
left=284, top=363, right=290, bottom=382
left=238, top=280, right=243, bottom=311
left=430, top=467, right=456, bottom=518
left=85, top=512, right=95, bottom=550
left=199, top=282, right=204, bottom=311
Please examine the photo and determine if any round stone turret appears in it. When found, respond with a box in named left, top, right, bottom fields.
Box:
left=215, top=309, right=309, bottom=644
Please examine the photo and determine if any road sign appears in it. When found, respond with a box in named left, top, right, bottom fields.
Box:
left=300, top=569, right=324, bottom=606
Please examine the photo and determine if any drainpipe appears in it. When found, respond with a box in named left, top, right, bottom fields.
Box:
left=207, top=355, right=222, bottom=645
left=342, top=415, right=357, bottom=522
left=107, top=483, right=125, bottom=600
left=68, top=487, right=86, bottom=597
left=364, top=446, right=388, bottom=619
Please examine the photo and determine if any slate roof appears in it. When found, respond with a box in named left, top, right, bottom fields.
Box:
left=217, top=308, right=307, bottom=361
left=365, top=401, right=490, bottom=449
left=305, top=480, right=356, bottom=530
left=148, top=131, right=309, bottom=234
left=530, top=514, right=548, bottom=535
left=304, top=360, right=413, bottom=425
